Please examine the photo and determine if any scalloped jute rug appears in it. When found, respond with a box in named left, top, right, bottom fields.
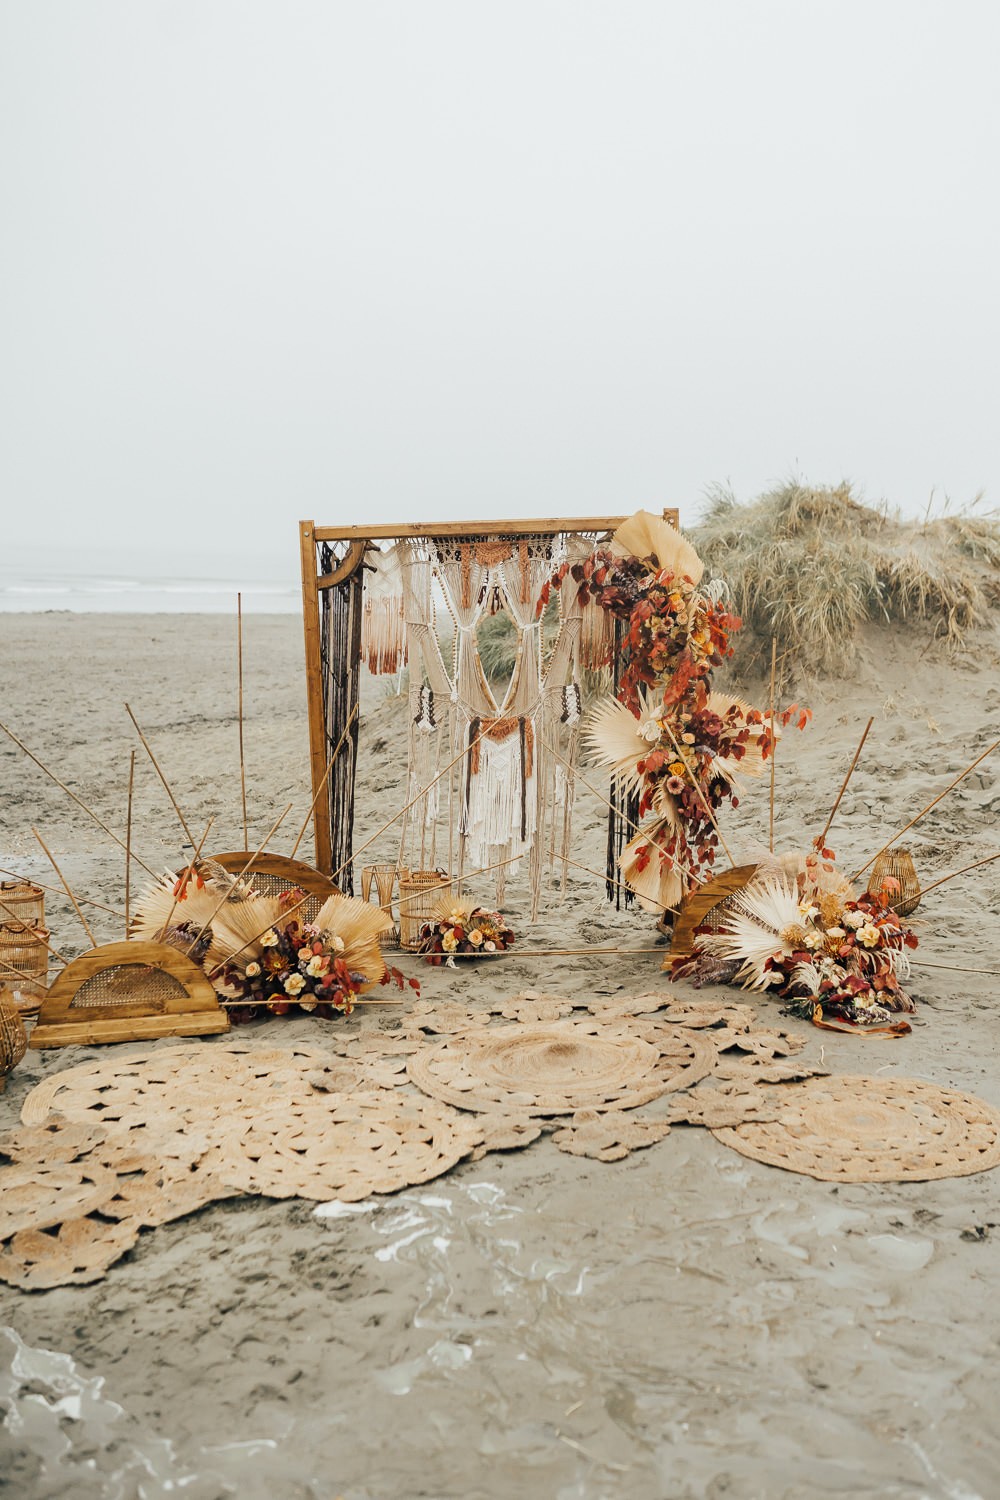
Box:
left=406, top=1016, right=718, bottom=1116
left=713, top=1075, right=1000, bottom=1183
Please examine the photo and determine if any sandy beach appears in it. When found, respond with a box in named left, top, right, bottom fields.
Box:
left=2, top=607, right=1000, bottom=1499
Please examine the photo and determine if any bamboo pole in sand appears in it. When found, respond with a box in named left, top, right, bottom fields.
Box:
left=0, top=719, right=159, bottom=880
left=124, top=703, right=198, bottom=850
left=816, top=717, right=874, bottom=850
left=237, top=593, right=249, bottom=851
left=852, top=735, right=1000, bottom=882
left=32, top=828, right=97, bottom=947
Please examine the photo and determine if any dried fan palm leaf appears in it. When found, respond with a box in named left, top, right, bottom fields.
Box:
left=130, top=875, right=229, bottom=945
left=611, top=509, right=705, bottom=586
left=313, top=895, right=393, bottom=991
left=583, top=695, right=657, bottom=791
left=203, top=894, right=286, bottom=971
left=698, top=876, right=803, bottom=990
left=707, top=692, right=772, bottom=779
left=620, top=818, right=686, bottom=913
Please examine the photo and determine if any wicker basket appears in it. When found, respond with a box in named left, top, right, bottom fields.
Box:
left=397, top=869, right=450, bottom=952
left=0, top=988, right=28, bottom=1090
left=0, top=879, right=45, bottom=930
left=0, top=923, right=49, bottom=1004
left=867, top=847, right=920, bottom=917
left=362, top=863, right=400, bottom=949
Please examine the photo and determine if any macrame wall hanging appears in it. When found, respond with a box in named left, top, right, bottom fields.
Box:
left=359, top=533, right=599, bottom=914
left=303, top=512, right=680, bottom=912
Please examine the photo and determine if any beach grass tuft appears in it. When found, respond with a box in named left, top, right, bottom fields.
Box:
left=691, top=482, right=1000, bottom=677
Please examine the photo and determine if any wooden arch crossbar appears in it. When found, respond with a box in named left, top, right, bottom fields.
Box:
left=299, top=511, right=679, bottom=882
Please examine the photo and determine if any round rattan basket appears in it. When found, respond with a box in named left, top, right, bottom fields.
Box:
left=867, top=847, right=920, bottom=917
left=0, top=924, right=49, bottom=1006
left=0, top=880, right=45, bottom=930
left=0, top=988, right=28, bottom=1091
left=397, top=869, right=451, bottom=952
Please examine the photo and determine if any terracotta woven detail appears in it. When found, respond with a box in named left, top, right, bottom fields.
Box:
left=406, top=1017, right=717, bottom=1116
left=713, top=1075, right=1000, bottom=1182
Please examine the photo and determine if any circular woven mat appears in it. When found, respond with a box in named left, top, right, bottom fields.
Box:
left=407, top=1017, right=716, bottom=1116
left=21, top=1041, right=333, bottom=1132
left=17, top=1041, right=484, bottom=1208
left=713, top=1075, right=1000, bottom=1182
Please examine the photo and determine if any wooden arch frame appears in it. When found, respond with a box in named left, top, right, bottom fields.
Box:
left=299, top=511, right=679, bottom=881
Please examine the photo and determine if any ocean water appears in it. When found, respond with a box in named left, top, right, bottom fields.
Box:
left=0, top=564, right=300, bottom=614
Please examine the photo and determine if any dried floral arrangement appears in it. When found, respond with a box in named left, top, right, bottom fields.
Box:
left=673, top=847, right=919, bottom=1033
left=418, top=899, right=515, bottom=967
left=545, top=510, right=808, bottom=911
left=133, top=866, right=416, bottom=1022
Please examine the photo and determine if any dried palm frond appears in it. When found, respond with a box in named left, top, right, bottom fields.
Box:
left=313, top=895, right=393, bottom=991
left=611, top=510, right=705, bottom=586
left=130, top=873, right=229, bottom=946
left=204, top=894, right=286, bottom=972
left=707, top=692, right=773, bottom=778
left=698, top=876, right=803, bottom=990
left=620, top=818, right=686, bottom=913
left=583, top=693, right=660, bottom=790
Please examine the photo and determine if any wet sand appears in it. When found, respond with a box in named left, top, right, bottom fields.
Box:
left=2, top=610, right=1000, bottom=1498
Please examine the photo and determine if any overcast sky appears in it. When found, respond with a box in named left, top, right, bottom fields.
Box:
left=1, top=1, right=997, bottom=574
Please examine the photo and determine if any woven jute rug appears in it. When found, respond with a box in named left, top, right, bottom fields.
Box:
left=406, top=1016, right=717, bottom=1116
left=713, top=1074, right=1000, bottom=1182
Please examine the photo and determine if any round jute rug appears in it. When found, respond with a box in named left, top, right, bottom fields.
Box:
left=712, top=1074, right=1000, bottom=1182
left=407, top=1016, right=717, bottom=1116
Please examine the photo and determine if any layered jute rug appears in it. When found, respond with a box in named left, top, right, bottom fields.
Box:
left=2, top=991, right=999, bottom=1288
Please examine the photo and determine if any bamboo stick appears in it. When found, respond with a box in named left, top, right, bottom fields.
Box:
left=125, top=749, right=136, bottom=938
left=816, top=717, right=873, bottom=849
left=659, top=720, right=738, bottom=868
left=330, top=725, right=491, bottom=886
left=852, top=735, right=1000, bottom=881
left=417, top=946, right=672, bottom=959
left=906, top=849, right=1000, bottom=904
left=32, top=828, right=97, bottom=947
left=0, top=895, right=70, bottom=965
left=290, top=703, right=360, bottom=860
left=217, top=995, right=406, bottom=1008
left=558, top=853, right=698, bottom=904
left=396, top=853, right=525, bottom=912
left=155, top=817, right=216, bottom=942
left=124, top=703, right=198, bottom=850
left=768, top=638, right=777, bottom=854
left=0, top=868, right=123, bottom=918
left=183, top=804, right=292, bottom=957
left=910, top=958, right=1000, bottom=977
left=0, top=719, right=159, bottom=880
left=539, top=737, right=646, bottom=844
left=237, top=593, right=249, bottom=851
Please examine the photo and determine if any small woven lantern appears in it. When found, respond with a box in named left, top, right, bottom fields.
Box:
left=397, top=870, right=451, bottom=951
left=867, top=847, right=920, bottom=917
left=0, top=989, right=28, bottom=1091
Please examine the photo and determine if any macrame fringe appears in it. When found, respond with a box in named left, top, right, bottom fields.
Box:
left=361, top=595, right=407, bottom=675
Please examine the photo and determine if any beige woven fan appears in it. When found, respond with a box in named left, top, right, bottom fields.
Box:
left=610, top=510, right=704, bottom=585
